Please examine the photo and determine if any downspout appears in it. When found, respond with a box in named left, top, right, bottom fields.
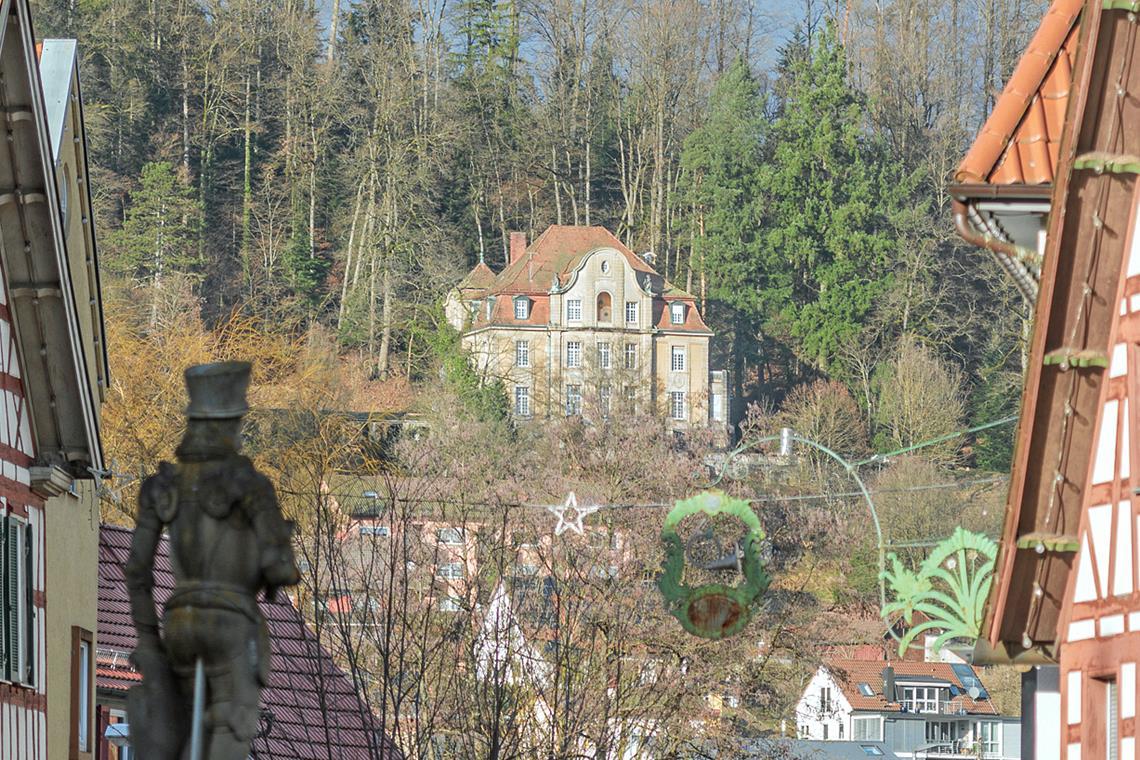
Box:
left=952, top=197, right=1040, bottom=304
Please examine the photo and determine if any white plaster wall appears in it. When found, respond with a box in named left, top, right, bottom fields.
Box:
left=794, top=668, right=853, bottom=740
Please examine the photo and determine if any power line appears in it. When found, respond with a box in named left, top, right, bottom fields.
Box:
left=276, top=475, right=1007, bottom=511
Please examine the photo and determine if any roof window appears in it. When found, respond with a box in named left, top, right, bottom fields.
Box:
left=670, top=302, right=685, bottom=324
left=860, top=746, right=884, bottom=756
left=858, top=682, right=874, bottom=696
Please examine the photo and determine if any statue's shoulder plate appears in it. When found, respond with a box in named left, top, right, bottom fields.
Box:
left=140, top=462, right=179, bottom=523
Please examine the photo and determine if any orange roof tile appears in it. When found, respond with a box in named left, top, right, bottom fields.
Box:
left=955, top=0, right=1082, bottom=186
left=654, top=295, right=712, bottom=333
left=492, top=225, right=655, bottom=295
left=825, top=659, right=998, bottom=715
left=457, top=261, right=497, bottom=294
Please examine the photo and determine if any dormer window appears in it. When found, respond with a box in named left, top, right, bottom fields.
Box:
left=514, top=296, right=529, bottom=320
left=670, top=302, right=685, bottom=325
left=899, top=685, right=942, bottom=713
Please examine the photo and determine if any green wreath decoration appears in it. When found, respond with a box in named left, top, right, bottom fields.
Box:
left=658, top=490, right=771, bottom=639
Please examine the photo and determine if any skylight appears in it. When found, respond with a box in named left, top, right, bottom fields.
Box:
left=861, top=746, right=884, bottom=756
left=858, top=682, right=875, bottom=696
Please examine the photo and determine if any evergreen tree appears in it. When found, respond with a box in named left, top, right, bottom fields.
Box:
left=679, top=57, right=767, bottom=415
left=105, top=161, right=200, bottom=284
left=758, top=22, right=912, bottom=377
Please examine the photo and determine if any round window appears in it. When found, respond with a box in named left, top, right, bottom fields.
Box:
left=601, top=260, right=610, bottom=274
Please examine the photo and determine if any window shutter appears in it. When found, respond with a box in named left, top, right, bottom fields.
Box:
left=24, top=521, right=33, bottom=686
left=1, top=512, right=8, bottom=681
left=4, top=515, right=16, bottom=683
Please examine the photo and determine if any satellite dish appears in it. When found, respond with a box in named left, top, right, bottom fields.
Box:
left=968, top=686, right=981, bottom=700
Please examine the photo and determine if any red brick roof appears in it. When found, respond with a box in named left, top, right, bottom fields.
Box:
left=463, top=225, right=711, bottom=334
left=955, top=0, right=1082, bottom=186
left=98, top=524, right=401, bottom=759
left=492, top=225, right=655, bottom=295
left=457, top=261, right=497, bottom=295
left=825, top=659, right=998, bottom=715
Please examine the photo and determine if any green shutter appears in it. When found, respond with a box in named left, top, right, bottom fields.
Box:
left=2, top=512, right=9, bottom=681
left=24, top=521, right=33, bottom=686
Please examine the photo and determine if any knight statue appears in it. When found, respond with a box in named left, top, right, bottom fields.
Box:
left=125, top=361, right=300, bottom=759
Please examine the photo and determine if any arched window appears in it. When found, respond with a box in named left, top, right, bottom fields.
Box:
left=597, top=292, right=612, bottom=323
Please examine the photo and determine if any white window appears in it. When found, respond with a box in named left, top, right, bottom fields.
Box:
left=515, top=340, right=529, bottom=367
left=976, top=721, right=1001, bottom=757
left=625, top=301, right=639, bottom=325
left=670, top=302, right=685, bottom=324
left=439, top=597, right=461, bottom=612
left=567, top=341, right=582, bottom=368
left=900, top=685, right=941, bottom=713
left=712, top=393, right=725, bottom=422
left=514, top=386, right=530, bottom=417
left=820, top=686, right=832, bottom=713
left=600, top=385, right=612, bottom=418
left=2, top=516, right=31, bottom=685
left=438, top=528, right=464, bottom=545
left=671, top=346, right=686, bottom=372
left=514, top=298, right=529, bottom=320
left=567, top=299, right=582, bottom=322
left=358, top=525, right=390, bottom=537
left=852, top=716, right=882, bottom=741
left=624, top=343, right=638, bottom=370
left=74, top=630, right=92, bottom=754
left=670, top=392, right=686, bottom=420
left=437, top=562, right=464, bottom=579
left=566, top=385, right=582, bottom=416
left=597, top=342, right=611, bottom=370
left=624, top=386, right=636, bottom=404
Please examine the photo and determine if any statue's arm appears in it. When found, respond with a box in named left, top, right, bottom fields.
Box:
left=246, top=471, right=300, bottom=600
left=126, top=466, right=172, bottom=644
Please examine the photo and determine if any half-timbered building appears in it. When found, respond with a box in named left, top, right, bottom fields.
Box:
left=0, top=1, right=107, bottom=758
left=956, top=2, right=1140, bottom=759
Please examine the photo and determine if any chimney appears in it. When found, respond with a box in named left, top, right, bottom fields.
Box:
left=883, top=666, right=896, bottom=703
left=510, top=231, right=527, bottom=265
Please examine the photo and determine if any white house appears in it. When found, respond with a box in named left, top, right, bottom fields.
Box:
left=794, top=660, right=1020, bottom=760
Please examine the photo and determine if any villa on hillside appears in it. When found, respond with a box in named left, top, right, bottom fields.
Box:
left=445, top=225, right=729, bottom=435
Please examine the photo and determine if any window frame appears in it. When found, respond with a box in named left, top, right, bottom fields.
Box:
left=597, top=342, right=611, bottom=370
left=437, top=528, right=464, bottom=546
left=513, top=297, right=529, bottom=320
left=436, top=562, right=464, bottom=579
left=2, top=512, right=32, bottom=686
left=670, top=391, right=687, bottom=421
left=514, top=385, right=531, bottom=417
left=566, top=341, right=582, bottom=368
left=899, top=685, right=941, bottom=713
left=671, top=346, right=686, bottom=372
left=852, top=715, right=883, bottom=741
left=625, top=301, right=639, bottom=325
left=70, top=626, right=94, bottom=759
left=567, top=299, right=582, bottom=322
left=600, top=385, right=612, bottom=418
left=515, top=340, right=530, bottom=368
left=670, top=302, right=685, bottom=324
left=566, top=384, right=582, bottom=416
left=624, top=343, right=638, bottom=370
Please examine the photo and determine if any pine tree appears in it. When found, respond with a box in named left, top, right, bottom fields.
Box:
left=105, top=161, right=200, bottom=285
left=758, top=22, right=912, bottom=376
left=679, top=57, right=767, bottom=411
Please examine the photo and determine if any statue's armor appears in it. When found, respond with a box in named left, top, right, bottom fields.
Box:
left=127, top=451, right=298, bottom=758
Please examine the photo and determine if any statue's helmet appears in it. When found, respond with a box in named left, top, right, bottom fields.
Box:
left=184, top=361, right=252, bottom=420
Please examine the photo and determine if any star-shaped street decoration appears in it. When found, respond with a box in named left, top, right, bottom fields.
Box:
left=548, top=491, right=600, bottom=536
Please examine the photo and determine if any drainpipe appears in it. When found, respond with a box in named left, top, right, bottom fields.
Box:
left=952, top=197, right=1040, bottom=304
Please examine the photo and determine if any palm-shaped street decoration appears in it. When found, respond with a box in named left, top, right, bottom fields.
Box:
left=880, top=527, right=998, bottom=656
